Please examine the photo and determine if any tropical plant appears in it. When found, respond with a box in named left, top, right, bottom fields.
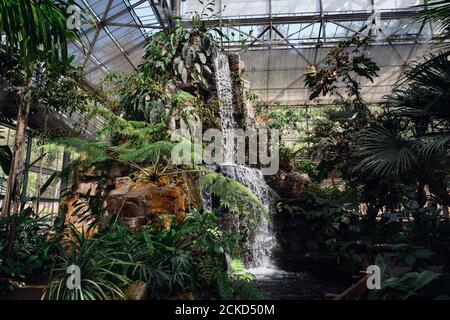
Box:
left=0, top=128, right=12, bottom=177
left=45, top=209, right=261, bottom=300
left=142, top=1, right=220, bottom=87
left=304, top=34, right=379, bottom=107
left=351, top=1, right=450, bottom=213
left=0, top=207, right=57, bottom=294
left=276, top=184, right=367, bottom=267
left=304, top=34, right=380, bottom=181
left=48, top=106, right=268, bottom=230
left=45, top=226, right=130, bottom=300
left=198, top=171, right=268, bottom=225
left=369, top=254, right=450, bottom=300
left=370, top=270, right=449, bottom=300
left=0, top=0, right=85, bottom=217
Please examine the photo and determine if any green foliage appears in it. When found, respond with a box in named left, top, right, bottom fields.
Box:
left=103, top=71, right=169, bottom=123
left=369, top=251, right=450, bottom=300
left=408, top=207, right=450, bottom=258
left=198, top=171, right=269, bottom=225
left=228, top=258, right=263, bottom=299
left=303, top=35, right=379, bottom=184
left=0, top=207, right=57, bottom=295
left=416, top=0, right=450, bottom=46
left=304, top=81, right=375, bottom=183
left=257, top=105, right=304, bottom=133
left=354, top=51, right=450, bottom=180
left=0, top=142, right=12, bottom=175
left=349, top=2, right=450, bottom=206
left=304, top=35, right=379, bottom=103
left=294, top=159, right=316, bottom=175
left=115, top=141, right=175, bottom=165
left=369, top=270, right=450, bottom=300
left=31, top=64, right=97, bottom=116
left=45, top=226, right=130, bottom=300
left=53, top=119, right=175, bottom=170
left=277, top=184, right=366, bottom=266
left=352, top=121, right=417, bottom=177
left=0, top=0, right=84, bottom=73
left=45, top=209, right=260, bottom=300
left=142, top=1, right=220, bottom=87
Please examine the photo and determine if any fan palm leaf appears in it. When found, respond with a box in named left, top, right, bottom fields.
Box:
left=353, top=123, right=418, bottom=177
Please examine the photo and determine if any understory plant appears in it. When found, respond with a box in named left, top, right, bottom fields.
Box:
left=0, top=207, right=57, bottom=295
left=45, top=209, right=262, bottom=300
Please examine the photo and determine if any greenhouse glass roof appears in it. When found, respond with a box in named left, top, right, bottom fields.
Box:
left=73, top=0, right=439, bottom=106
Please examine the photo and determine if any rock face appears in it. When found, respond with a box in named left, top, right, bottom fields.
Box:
left=268, top=170, right=311, bottom=199
left=228, top=53, right=246, bottom=76
left=105, top=177, right=187, bottom=225
left=61, top=170, right=199, bottom=233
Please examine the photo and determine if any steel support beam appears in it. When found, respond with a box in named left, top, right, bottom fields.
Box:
left=82, top=0, right=114, bottom=67
left=149, top=0, right=169, bottom=33
left=192, top=10, right=420, bottom=28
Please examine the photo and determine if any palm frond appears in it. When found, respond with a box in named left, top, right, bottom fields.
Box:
left=415, top=0, right=450, bottom=37
left=387, top=52, right=450, bottom=118
left=416, top=133, right=450, bottom=160
left=0, top=0, right=85, bottom=72
left=353, top=124, right=418, bottom=177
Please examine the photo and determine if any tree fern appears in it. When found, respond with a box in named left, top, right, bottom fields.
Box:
left=53, top=137, right=112, bottom=165
left=198, top=171, right=269, bottom=225
left=216, top=270, right=235, bottom=300
left=229, top=258, right=263, bottom=299
left=114, top=141, right=174, bottom=165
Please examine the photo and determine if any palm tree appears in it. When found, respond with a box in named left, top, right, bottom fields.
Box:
left=0, top=0, right=83, bottom=217
left=352, top=0, right=450, bottom=215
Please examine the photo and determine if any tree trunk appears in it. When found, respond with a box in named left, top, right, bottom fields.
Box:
left=1, top=74, right=33, bottom=217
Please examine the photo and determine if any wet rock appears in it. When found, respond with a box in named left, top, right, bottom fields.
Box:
left=228, top=53, right=246, bottom=76
left=268, top=170, right=311, bottom=198
left=105, top=177, right=187, bottom=224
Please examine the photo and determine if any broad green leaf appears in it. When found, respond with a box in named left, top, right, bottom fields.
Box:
left=414, top=271, right=441, bottom=291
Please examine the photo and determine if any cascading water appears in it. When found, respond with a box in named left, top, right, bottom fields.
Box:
left=212, top=53, right=278, bottom=271
left=219, top=165, right=277, bottom=270
left=214, top=54, right=236, bottom=165
left=208, top=53, right=351, bottom=299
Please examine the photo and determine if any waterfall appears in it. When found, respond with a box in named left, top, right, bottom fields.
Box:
left=214, top=54, right=236, bottom=164
left=212, top=53, right=278, bottom=271
left=219, top=165, right=277, bottom=270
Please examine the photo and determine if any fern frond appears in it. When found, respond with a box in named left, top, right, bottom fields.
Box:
left=52, top=137, right=112, bottom=165
left=115, top=141, right=174, bottom=164
left=216, top=271, right=234, bottom=300
left=229, top=257, right=263, bottom=299
left=198, top=171, right=268, bottom=225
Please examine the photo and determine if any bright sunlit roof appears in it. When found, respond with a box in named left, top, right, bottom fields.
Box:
left=74, top=0, right=437, bottom=105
